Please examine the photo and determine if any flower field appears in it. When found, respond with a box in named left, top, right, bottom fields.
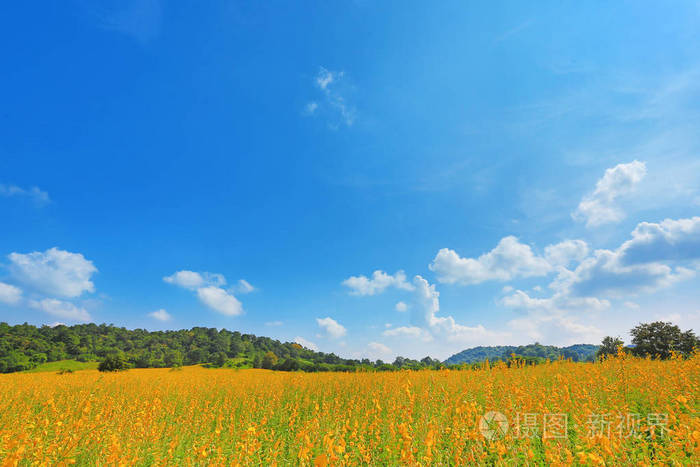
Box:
left=1, top=355, right=698, bottom=466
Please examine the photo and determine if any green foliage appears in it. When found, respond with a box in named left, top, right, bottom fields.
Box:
left=444, top=343, right=599, bottom=365
left=24, top=360, right=99, bottom=373
left=596, top=336, right=625, bottom=359
left=98, top=353, right=129, bottom=372
left=261, top=351, right=278, bottom=369
left=629, top=321, right=699, bottom=359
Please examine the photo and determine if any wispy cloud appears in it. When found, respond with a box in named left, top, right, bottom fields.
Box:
left=494, top=20, right=533, bottom=43
left=0, top=184, right=50, bottom=206
left=303, top=67, right=356, bottom=128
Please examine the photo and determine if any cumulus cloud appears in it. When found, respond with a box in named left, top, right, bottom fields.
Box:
left=316, top=317, right=347, bottom=338
left=294, top=336, right=318, bottom=351
left=395, top=301, right=408, bottom=312
left=573, top=160, right=647, bottom=227
left=507, top=312, right=603, bottom=345
left=383, top=276, right=506, bottom=346
left=558, top=249, right=693, bottom=298
left=0, top=282, right=22, bottom=305
left=8, top=247, right=97, bottom=298
left=0, top=184, right=50, bottom=205
left=196, top=286, right=243, bottom=316
left=148, top=309, right=171, bottom=321
left=429, top=237, right=551, bottom=285
left=164, top=270, right=247, bottom=316
left=29, top=298, right=91, bottom=322
left=342, top=270, right=414, bottom=296
left=544, top=240, right=589, bottom=267
left=500, top=216, right=698, bottom=326
left=618, top=216, right=700, bottom=265
left=501, top=289, right=610, bottom=313
left=163, top=270, right=225, bottom=290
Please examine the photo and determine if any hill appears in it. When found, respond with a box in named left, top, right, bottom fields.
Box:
left=0, top=322, right=368, bottom=373
left=444, top=343, right=599, bottom=364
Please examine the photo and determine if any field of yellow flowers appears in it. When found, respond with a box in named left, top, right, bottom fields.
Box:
left=1, top=354, right=698, bottom=466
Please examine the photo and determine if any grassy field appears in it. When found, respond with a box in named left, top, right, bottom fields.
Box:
left=22, top=360, right=99, bottom=374
left=1, top=355, right=698, bottom=465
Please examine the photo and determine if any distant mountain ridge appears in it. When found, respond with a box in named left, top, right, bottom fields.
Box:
left=444, top=343, right=599, bottom=364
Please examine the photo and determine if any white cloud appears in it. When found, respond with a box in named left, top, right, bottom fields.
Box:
left=265, top=320, right=283, bottom=326
left=365, top=342, right=393, bottom=360
left=558, top=249, right=693, bottom=299
left=618, top=216, right=700, bottom=265
left=30, top=298, right=91, bottom=322
left=430, top=236, right=551, bottom=285
left=573, top=160, right=647, bottom=227
left=544, top=240, right=589, bottom=267
left=383, top=276, right=507, bottom=346
left=0, top=184, right=50, bottom=205
left=163, top=270, right=225, bottom=290
left=0, top=282, right=22, bottom=305
left=165, top=270, right=247, bottom=317
left=507, top=312, right=603, bottom=345
left=383, top=326, right=433, bottom=342
left=303, top=101, right=318, bottom=115
left=316, top=317, right=347, bottom=338
left=233, top=279, right=256, bottom=294
left=342, top=270, right=414, bottom=296
left=501, top=289, right=610, bottom=313
left=304, top=67, right=356, bottom=128
left=197, top=286, right=243, bottom=316
left=148, top=309, right=171, bottom=321
left=294, top=336, right=318, bottom=351
left=8, top=247, right=97, bottom=298
left=395, top=301, right=408, bottom=312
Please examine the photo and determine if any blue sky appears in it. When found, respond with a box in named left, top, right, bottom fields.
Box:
left=2, top=1, right=700, bottom=360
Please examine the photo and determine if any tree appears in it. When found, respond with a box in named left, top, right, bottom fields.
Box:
left=98, top=353, right=128, bottom=372
left=630, top=321, right=699, bottom=359
left=165, top=349, right=184, bottom=368
left=596, top=336, right=624, bottom=359
left=261, top=351, right=278, bottom=369
left=211, top=351, right=228, bottom=368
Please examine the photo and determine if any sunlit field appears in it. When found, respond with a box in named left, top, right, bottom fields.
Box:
left=1, top=355, right=698, bottom=466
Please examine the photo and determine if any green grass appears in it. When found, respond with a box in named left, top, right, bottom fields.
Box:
left=23, top=360, right=99, bottom=373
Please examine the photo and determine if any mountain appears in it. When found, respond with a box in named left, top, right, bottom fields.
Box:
left=444, top=343, right=599, bottom=365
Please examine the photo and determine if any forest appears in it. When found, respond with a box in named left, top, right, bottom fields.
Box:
left=1, top=321, right=696, bottom=373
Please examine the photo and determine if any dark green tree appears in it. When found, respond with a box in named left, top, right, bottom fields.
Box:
left=596, top=336, right=625, bottom=359
left=630, top=322, right=699, bottom=359
left=261, top=351, right=278, bottom=369
left=98, top=353, right=128, bottom=372
left=211, top=351, right=228, bottom=367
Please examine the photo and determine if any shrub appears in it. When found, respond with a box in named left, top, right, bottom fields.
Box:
left=98, top=354, right=128, bottom=372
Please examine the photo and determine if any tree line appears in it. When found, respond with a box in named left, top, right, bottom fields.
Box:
left=0, top=322, right=447, bottom=373
left=596, top=321, right=699, bottom=359
left=1, top=320, right=696, bottom=373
